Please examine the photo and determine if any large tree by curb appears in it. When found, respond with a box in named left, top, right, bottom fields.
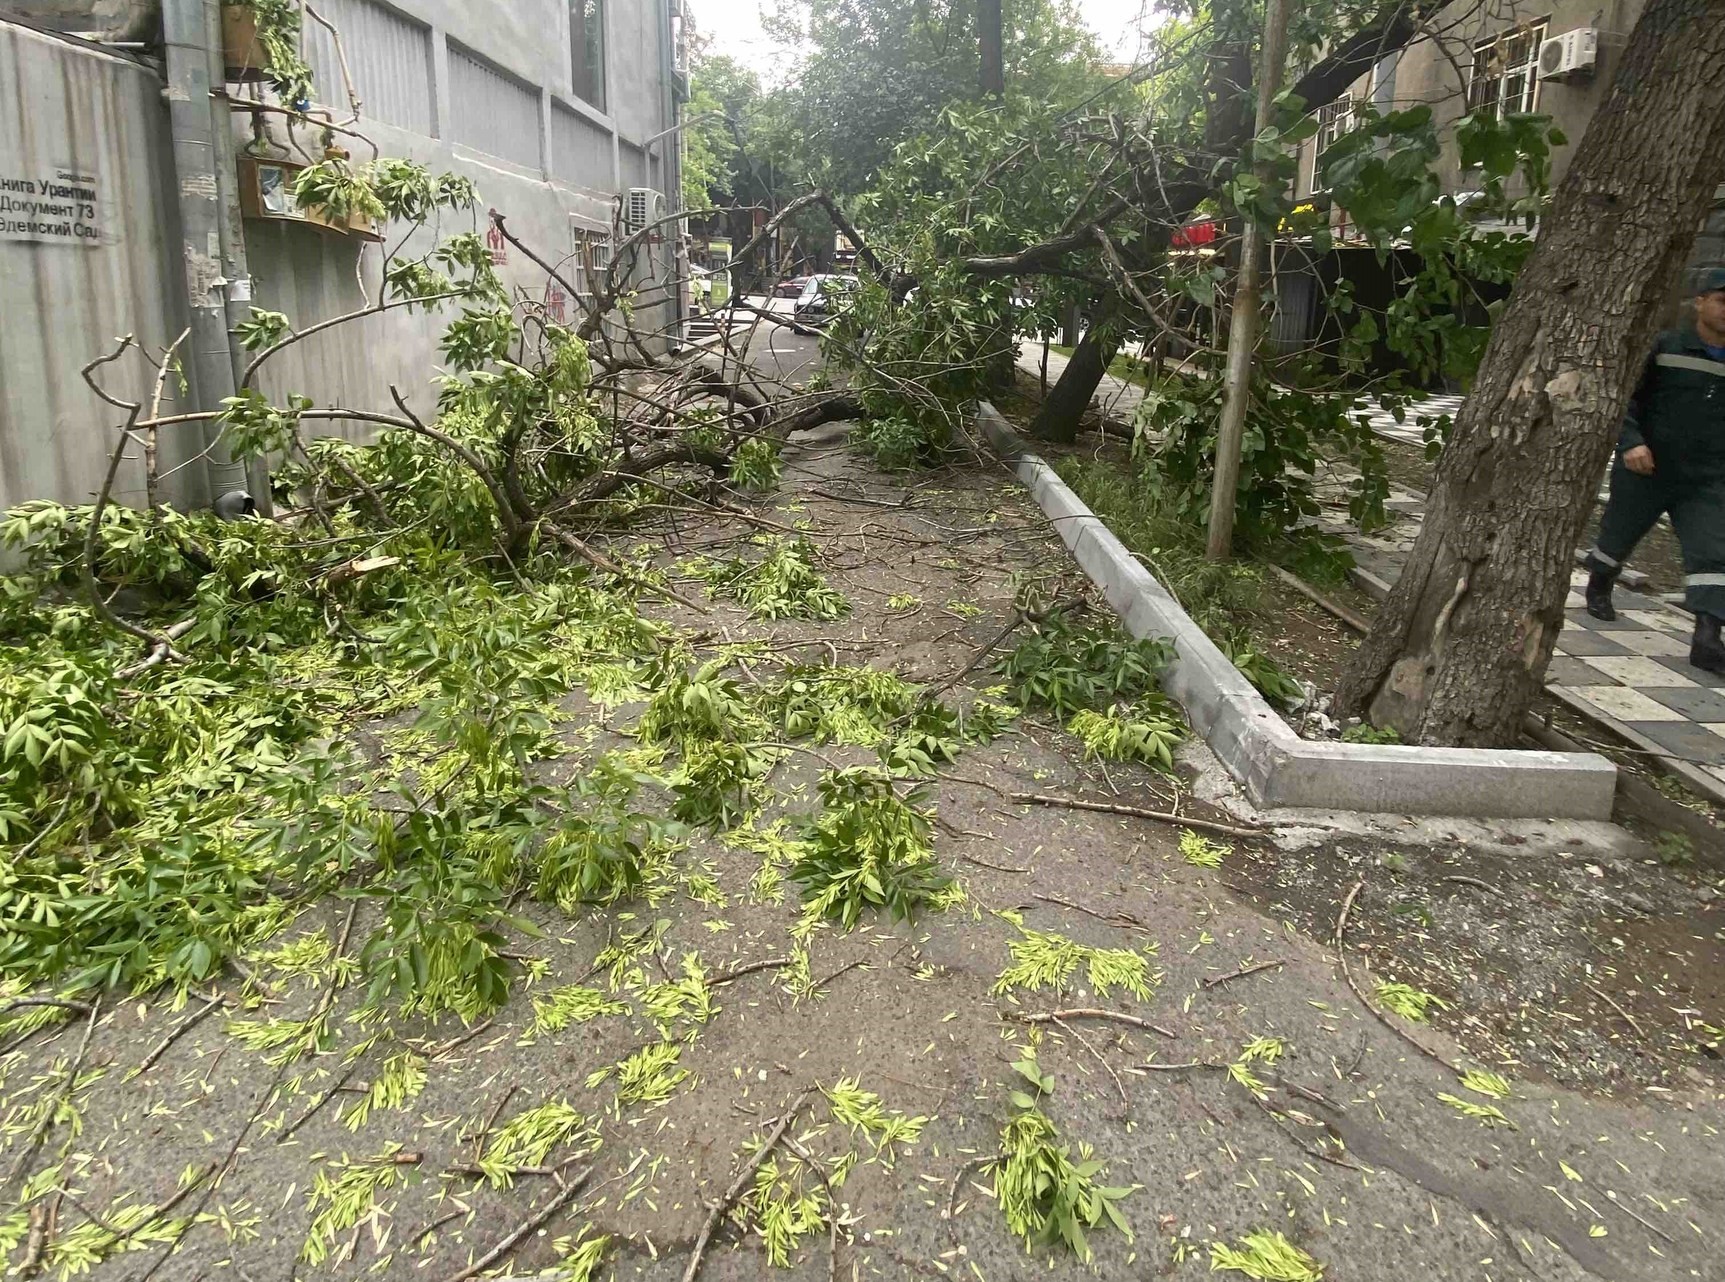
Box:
left=1334, top=0, right=1725, bottom=746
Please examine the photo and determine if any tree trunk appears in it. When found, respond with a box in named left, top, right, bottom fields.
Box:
left=1030, top=318, right=1120, bottom=443
left=978, top=0, right=1004, bottom=97
left=1334, top=0, right=1725, bottom=747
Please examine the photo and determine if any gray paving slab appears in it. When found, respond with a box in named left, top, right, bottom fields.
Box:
left=1546, top=656, right=1616, bottom=687
left=1551, top=629, right=1633, bottom=658
left=1650, top=653, right=1725, bottom=688
left=1620, top=718, right=1725, bottom=762
left=1642, top=685, right=1725, bottom=720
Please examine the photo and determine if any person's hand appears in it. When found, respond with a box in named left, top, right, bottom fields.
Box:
left=1623, top=445, right=1656, bottom=476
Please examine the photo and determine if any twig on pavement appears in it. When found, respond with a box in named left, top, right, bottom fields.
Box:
left=683, top=1089, right=815, bottom=1282
left=1008, top=1009, right=1177, bottom=1038
left=1052, top=1015, right=1128, bottom=1103
left=1010, top=792, right=1263, bottom=840
left=1201, top=960, right=1285, bottom=990
left=436, top=1167, right=594, bottom=1282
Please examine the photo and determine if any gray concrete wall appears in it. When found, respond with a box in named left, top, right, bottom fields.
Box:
left=1, top=0, right=682, bottom=510
left=0, top=21, right=206, bottom=512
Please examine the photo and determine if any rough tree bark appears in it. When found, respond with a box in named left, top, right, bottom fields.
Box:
left=1334, top=0, right=1725, bottom=746
left=1030, top=313, right=1121, bottom=442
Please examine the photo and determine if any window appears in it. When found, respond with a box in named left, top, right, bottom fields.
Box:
left=571, top=227, right=613, bottom=298
left=1467, top=22, right=1547, bottom=119
left=1317, top=95, right=1357, bottom=152
left=1306, top=95, right=1356, bottom=194
left=571, top=0, right=606, bottom=110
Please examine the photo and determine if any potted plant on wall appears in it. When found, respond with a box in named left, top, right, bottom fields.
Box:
left=221, top=0, right=314, bottom=109
left=293, top=150, right=387, bottom=240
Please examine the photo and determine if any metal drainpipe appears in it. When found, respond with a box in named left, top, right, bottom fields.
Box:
left=162, top=0, right=249, bottom=506
left=202, top=0, right=272, bottom=514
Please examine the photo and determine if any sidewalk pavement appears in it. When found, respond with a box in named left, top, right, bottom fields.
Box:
left=1016, top=343, right=1148, bottom=426
left=1313, top=432, right=1725, bottom=805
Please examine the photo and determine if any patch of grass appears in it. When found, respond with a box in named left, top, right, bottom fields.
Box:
left=1052, top=456, right=1263, bottom=635
left=1340, top=721, right=1401, bottom=744
left=1655, top=831, right=1695, bottom=867
left=1220, top=636, right=1306, bottom=708
left=1210, top=1229, right=1324, bottom=1280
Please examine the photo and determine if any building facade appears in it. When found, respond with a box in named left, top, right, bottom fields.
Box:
left=0, top=0, right=686, bottom=513
left=1270, top=0, right=1724, bottom=372
left=1294, top=0, right=1650, bottom=211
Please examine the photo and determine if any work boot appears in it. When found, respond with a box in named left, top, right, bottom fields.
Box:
left=1692, top=613, right=1725, bottom=675
left=1584, top=569, right=1618, bottom=622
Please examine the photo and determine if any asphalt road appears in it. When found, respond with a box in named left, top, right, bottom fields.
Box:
left=697, top=295, right=827, bottom=386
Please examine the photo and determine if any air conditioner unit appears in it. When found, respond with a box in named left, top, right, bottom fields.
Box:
left=1538, top=28, right=1597, bottom=81
left=626, top=187, right=665, bottom=233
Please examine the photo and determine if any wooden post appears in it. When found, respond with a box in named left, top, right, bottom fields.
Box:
left=1205, top=0, right=1292, bottom=561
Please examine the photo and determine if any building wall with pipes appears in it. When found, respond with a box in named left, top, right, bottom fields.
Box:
left=0, top=0, right=684, bottom=513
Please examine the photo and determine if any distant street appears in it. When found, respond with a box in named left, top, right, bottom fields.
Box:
left=691, top=294, right=826, bottom=385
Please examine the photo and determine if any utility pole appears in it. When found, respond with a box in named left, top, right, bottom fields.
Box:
left=979, top=0, right=1004, bottom=97
left=1205, top=0, right=1292, bottom=561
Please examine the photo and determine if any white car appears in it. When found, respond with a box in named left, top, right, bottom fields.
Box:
left=793, top=274, right=858, bottom=323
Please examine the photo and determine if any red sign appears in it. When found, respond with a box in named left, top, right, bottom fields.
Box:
left=486, top=223, right=509, bottom=266
left=1171, top=219, right=1217, bottom=249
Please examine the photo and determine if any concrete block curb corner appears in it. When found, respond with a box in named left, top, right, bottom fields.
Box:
left=977, top=401, right=1618, bottom=821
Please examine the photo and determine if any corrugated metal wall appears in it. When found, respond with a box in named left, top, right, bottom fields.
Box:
left=552, top=100, right=611, bottom=191
left=448, top=43, right=542, bottom=172
left=303, top=0, right=436, bottom=136
left=1, top=1, right=684, bottom=514
left=0, top=22, right=205, bottom=512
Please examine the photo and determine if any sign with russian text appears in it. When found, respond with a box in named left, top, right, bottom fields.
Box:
left=0, top=166, right=108, bottom=246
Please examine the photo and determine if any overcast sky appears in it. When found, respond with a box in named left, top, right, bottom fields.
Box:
left=693, top=0, right=1163, bottom=81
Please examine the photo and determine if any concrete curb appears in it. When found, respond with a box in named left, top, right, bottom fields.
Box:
left=979, top=402, right=1618, bottom=820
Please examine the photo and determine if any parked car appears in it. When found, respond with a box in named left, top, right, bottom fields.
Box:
left=774, top=275, right=809, bottom=298
left=793, top=274, right=858, bottom=323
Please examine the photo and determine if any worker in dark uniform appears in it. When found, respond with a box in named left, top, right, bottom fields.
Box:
left=1584, top=268, right=1725, bottom=674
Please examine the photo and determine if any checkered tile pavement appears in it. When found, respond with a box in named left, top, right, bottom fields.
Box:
left=1544, top=583, right=1725, bottom=784
left=1355, top=391, right=1467, bottom=447
left=1313, top=458, right=1725, bottom=802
